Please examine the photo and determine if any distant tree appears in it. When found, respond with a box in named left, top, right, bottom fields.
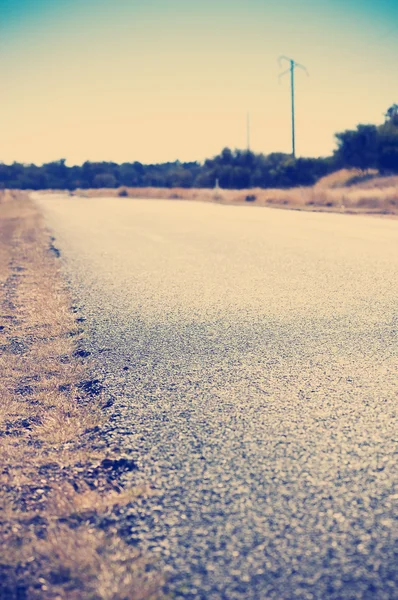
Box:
left=93, top=173, right=117, bottom=188
left=10, top=109, right=398, bottom=191
left=334, top=124, right=378, bottom=172
left=385, top=104, right=398, bottom=127
left=43, top=159, right=69, bottom=188
left=6, top=163, right=26, bottom=188
left=377, top=111, right=398, bottom=174
left=119, top=163, right=141, bottom=186
left=219, top=148, right=234, bottom=166
left=166, top=165, right=195, bottom=188
left=193, top=170, right=215, bottom=188
left=0, top=163, right=11, bottom=187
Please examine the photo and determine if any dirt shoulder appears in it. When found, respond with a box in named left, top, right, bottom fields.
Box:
left=0, top=192, right=162, bottom=600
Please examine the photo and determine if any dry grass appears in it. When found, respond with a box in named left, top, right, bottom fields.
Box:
left=0, top=191, right=163, bottom=599
left=70, top=170, right=398, bottom=216
left=46, top=482, right=151, bottom=518
left=3, top=522, right=160, bottom=600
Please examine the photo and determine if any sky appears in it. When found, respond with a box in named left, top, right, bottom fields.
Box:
left=0, top=0, right=397, bottom=165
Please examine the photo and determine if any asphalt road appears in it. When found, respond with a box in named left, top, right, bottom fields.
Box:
left=36, top=194, right=398, bottom=600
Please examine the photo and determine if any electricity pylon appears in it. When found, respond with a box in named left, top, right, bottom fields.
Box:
left=278, top=56, right=308, bottom=158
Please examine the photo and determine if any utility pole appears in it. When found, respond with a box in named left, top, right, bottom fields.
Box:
left=278, top=56, right=308, bottom=158
left=247, top=112, right=251, bottom=151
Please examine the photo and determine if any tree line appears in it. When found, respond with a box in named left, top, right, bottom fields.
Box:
left=1, top=105, right=397, bottom=191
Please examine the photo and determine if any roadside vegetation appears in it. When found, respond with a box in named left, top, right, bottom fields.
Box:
left=0, top=105, right=397, bottom=192
left=75, top=170, right=398, bottom=217
left=0, top=192, right=162, bottom=599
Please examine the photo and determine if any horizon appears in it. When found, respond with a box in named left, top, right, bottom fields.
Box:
left=1, top=0, right=397, bottom=166
left=0, top=145, right=338, bottom=169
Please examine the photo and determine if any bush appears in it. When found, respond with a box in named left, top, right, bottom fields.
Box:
left=245, top=194, right=256, bottom=202
left=118, top=189, right=129, bottom=197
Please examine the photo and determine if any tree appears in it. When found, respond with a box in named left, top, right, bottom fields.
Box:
left=385, top=104, right=398, bottom=127
left=377, top=117, right=398, bottom=174
left=334, top=124, right=378, bottom=172
left=93, top=173, right=117, bottom=188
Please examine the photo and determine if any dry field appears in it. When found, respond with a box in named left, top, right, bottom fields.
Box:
left=74, top=170, right=398, bottom=217
left=0, top=192, right=162, bottom=599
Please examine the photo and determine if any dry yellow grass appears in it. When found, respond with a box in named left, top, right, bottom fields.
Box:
left=0, top=191, right=163, bottom=600
left=72, top=170, right=398, bottom=216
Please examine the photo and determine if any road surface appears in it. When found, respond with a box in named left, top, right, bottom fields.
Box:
left=35, top=194, right=398, bottom=600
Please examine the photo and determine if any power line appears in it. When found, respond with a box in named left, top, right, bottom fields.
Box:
left=278, top=56, right=308, bottom=158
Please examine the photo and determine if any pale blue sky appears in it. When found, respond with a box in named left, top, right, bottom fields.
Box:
left=1, top=0, right=397, bottom=165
